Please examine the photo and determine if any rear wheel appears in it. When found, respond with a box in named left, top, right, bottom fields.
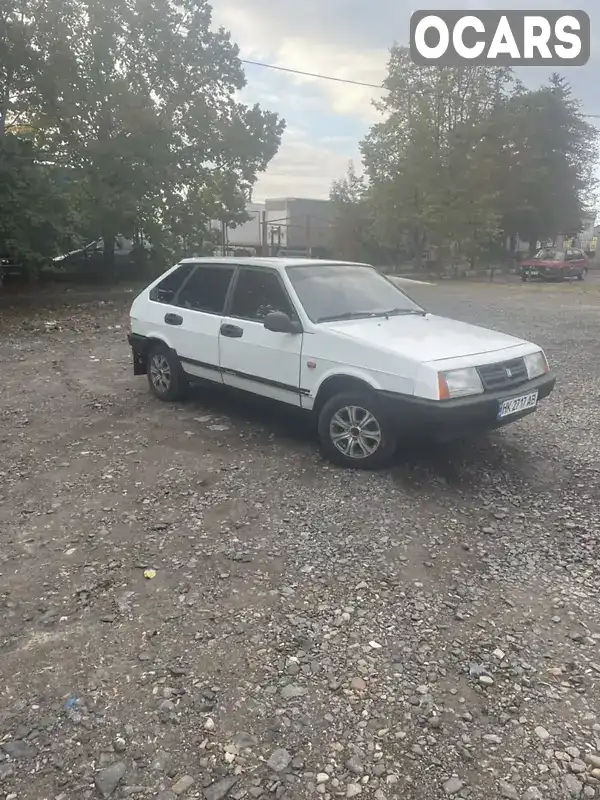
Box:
left=317, top=391, right=397, bottom=469
left=147, top=343, right=186, bottom=401
left=521, top=271, right=528, bottom=282
left=577, top=269, right=585, bottom=281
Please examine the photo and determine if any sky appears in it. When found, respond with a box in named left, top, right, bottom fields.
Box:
left=209, top=0, right=600, bottom=204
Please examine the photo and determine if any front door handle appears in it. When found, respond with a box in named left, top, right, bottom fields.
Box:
left=220, top=323, right=243, bottom=338
left=165, top=313, right=183, bottom=326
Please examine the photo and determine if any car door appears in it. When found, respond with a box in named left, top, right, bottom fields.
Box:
left=138, top=262, right=196, bottom=341
left=219, top=266, right=304, bottom=406
left=168, top=263, right=236, bottom=382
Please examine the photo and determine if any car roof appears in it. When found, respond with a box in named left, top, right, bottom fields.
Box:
left=178, top=257, right=371, bottom=271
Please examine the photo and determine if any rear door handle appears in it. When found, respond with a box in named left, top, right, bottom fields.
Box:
left=220, top=323, right=243, bottom=338
left=164, top=313, right=183, bottom=326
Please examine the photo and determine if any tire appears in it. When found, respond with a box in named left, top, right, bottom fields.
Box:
left=317, top=391, right=397, bottom=469
left=521, top=273, right=528, bottom=282
left=577, top=270, right=585, bottom=281
left=146, top=342, right=186, bottom=402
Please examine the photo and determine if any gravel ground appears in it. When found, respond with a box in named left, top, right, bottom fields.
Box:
left=1, top=279, right=600, bottom=800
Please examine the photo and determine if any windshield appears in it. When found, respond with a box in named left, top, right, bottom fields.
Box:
left=286, top=263, right=425, bottom=323
left=533, top=249, right=564, bottom=261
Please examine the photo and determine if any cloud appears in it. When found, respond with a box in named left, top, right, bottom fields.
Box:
left=210, top=0, right=386, bottom=197
left=252, top=134, right=361, bottom=201
left=210, top=0, right=600, bottom=198
left=212, top=0, right=388, bottom=122
left=267, top=41, right=387, bottom=121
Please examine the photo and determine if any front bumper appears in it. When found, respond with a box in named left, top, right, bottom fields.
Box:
left=522, top=266, right=562, bottom=279
left=379, top=372, right=556, bottom=441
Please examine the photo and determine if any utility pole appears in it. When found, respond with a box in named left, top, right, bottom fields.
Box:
left=221, top=220, right=227, bottom=256
left=261, top=211, right=268, bottom=256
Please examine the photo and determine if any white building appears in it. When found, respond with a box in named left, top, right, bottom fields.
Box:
left=221, top=203, right=264, bottom=248
left=264, top=197, right=332, bottom=251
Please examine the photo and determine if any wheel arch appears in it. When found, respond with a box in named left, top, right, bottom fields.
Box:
left=136, top=332, right=175, bottom=359
left=312, top=373, right=379, bottom=418
left=132, top=334, right=175, bottom=374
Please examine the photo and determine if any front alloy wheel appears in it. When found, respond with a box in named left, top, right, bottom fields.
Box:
left=318, top=391, right=396, bottom=469
left=329, top=405, right=382, bottom=460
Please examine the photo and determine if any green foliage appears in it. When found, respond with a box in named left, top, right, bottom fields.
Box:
left=0, top=0, right=284, bottom=276
left=361, top=48, right=515, bottom=266
left=498, top=74, right=598, bottom=249
left=330, top=162, right=379, bottom=262
left=0, top=136, right=77, bottom=270
left=340, top=47, right=598, bottom=269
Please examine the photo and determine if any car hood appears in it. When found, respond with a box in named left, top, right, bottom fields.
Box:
left=324, top=313, right=527, bottom=362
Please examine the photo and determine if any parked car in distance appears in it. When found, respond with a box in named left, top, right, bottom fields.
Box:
left=0, top=253, right=27, bottom=285
left=520, top=247, right=588, bottom=281
left=127, top=258, right=556, bottom=469
left=49, top=235, right=153, bottom=278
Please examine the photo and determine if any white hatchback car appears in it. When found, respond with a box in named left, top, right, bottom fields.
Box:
left=127, top=258, right=555, bottom=469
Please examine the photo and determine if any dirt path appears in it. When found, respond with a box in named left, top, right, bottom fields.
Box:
left=1, top=283, right=600, bottom=800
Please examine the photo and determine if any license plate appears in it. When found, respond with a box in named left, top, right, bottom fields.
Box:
left=498, top=391, right=538, bottom=419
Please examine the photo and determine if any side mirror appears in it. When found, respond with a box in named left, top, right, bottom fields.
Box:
left=263, top=311, right=302, bottom=334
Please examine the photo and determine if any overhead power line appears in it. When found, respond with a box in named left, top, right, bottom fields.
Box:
left=240, top=59, right=384, bottom=90
left=239, top=58, right=600, bottom=118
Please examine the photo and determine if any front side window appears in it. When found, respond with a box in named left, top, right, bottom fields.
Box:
left=229, top=269, right=295, bottom=321
left=149, top=263, right=194, bottom=304
left=286, top=263, right=424, bottom=323
left=175, top=265, right=235, bottom=313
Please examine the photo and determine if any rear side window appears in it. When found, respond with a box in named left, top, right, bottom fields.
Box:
left=176, top=265, right=235, bottom=313
left=149, top=264, right=194, bottom=304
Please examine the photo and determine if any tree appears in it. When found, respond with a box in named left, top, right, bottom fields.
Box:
left=361, top=47, right=513, bottom=267
left=0, top=1, right=42, bottom=137
left=357, top=47, right=598, bottom=269
left=0, top=135, right=75, bottom=272
left=329, top=162, right=378, bottom=262
left=498, top=75, right=598, bottom=252
left=1, top=0, right=284, bottom=273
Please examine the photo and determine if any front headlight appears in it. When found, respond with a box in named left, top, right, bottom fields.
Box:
left=438, top=367, right=483, bottom=399
left=524, top=351, right=549, bottom=380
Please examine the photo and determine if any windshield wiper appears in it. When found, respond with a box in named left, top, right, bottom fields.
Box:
left=378, top=308, right=426, bottom=318
left=316, top=311, right=383, bottom=322
left=316, top=308, right=426, bottom=323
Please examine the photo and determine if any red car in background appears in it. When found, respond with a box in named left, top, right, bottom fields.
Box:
left=521, top=247, right=588, bottom=282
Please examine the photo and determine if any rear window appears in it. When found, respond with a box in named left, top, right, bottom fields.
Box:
left=175, top=265, right=235, bottom=314
left=149, top=264, right=194, bottom=303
